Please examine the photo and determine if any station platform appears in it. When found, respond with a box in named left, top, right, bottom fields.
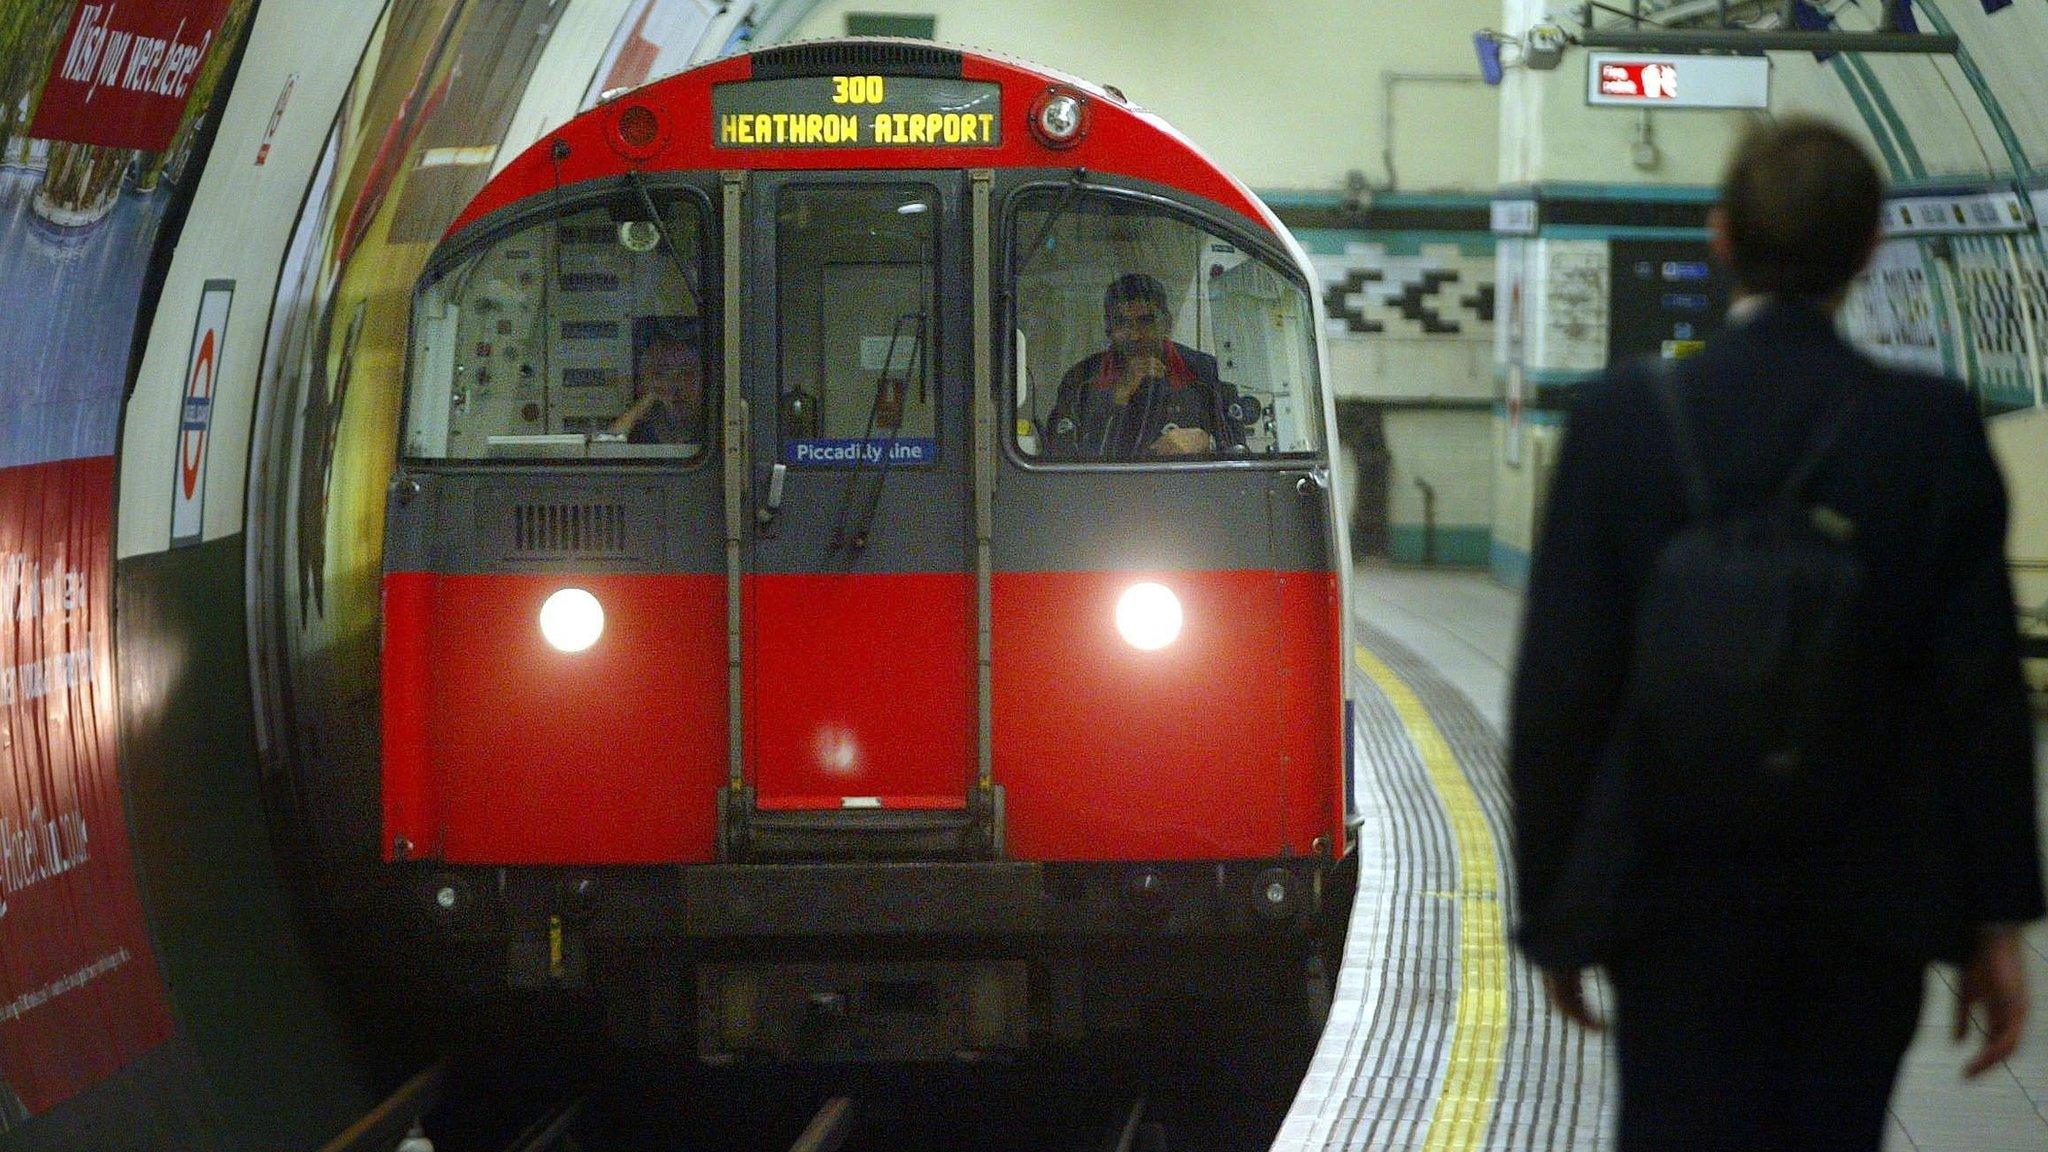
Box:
left=1276, top=564, right=2048, bottom=1152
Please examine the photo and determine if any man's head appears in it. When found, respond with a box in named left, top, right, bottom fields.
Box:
left=1711, top=117, right=1883, bottom=301
left=636, top=324, right=704, bottom=436
left=1103, top=272, right=1172, bottom=357
left=637, top=321, right=702, bottom=399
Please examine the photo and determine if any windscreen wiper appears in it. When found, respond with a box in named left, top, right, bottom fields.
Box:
left=627, top=170, right=703, bottom=318
left=1015, top=167, right=1087, bottom=275
left=829, top=312, right=927, bottom=554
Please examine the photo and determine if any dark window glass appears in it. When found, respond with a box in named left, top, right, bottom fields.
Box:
left=1010, top=190, right=1323, bottom=462
left=406, top=192, right=708, bottom=461
left=776, top=184, right=939, bottom=467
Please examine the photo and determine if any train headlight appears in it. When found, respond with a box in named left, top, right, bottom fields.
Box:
left=1029, top=89, right=1088, bottom=149
left=1115, top=582, right=1182, bottom=651
left=539, top=588, right=605, bottom=652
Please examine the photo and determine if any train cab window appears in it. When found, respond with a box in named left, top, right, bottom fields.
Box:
left=1010, top=190, right=1324, bottom=462
left=404, top=191, right=709, bottom=462
left=775, top=184, right=939, bottom=466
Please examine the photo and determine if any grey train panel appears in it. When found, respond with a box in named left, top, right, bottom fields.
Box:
left=745, top=171, right=974, bottom=577
left=990, top=466, right=1331, bottom=574
left=384, top=469, right=725, bottom=574
left=987, top=169, right=1336, bottom=577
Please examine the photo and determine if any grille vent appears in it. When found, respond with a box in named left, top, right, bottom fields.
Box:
left=750, top=42, right=962, bottom=81
left=512, top=502, right=628, bottom=555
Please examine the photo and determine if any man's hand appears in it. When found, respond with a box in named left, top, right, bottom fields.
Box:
left=1115, top=353, right=1167, bottom=404
left=1543, top=967, right=1605, bottom=1032
left=610, top=393, right=657, bottom=435
left=1148, top=426, right=1215, bottom=455
left=1957, top=925, right=2029, bottom=1078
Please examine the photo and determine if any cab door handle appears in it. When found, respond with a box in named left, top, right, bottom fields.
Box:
left=756, top=462, right=787, bottom=528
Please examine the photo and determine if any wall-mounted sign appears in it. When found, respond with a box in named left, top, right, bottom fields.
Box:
left=1587, top=53, right=1770, bottom=109
left=255, top=73, right=295, bottom=166
left=1883, top=190, right=2031, bottom=236
left=1491, top=199, right=1537, bottom=236
left=172, top=280, right=232, bottom=547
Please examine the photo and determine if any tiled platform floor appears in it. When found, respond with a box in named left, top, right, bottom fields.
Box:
left=1276, top=562, right=2048, bottom=1151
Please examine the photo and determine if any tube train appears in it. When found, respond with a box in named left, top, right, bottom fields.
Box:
left=381, top=38, right=1356, bottom=1062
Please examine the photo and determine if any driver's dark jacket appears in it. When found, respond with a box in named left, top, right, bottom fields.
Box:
left=1040, top=342, right=1244, bottom=460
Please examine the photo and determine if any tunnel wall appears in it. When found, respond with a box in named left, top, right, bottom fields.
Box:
left=0, top=0, right=386, bottom=1147
left=0, top=0, right=253, bottom=1138
left=1288, top=212, right=1499, bottom=567
left=109, top=0, right=395, bottom=1142
left=0, top=0, right=2036, bottom=1143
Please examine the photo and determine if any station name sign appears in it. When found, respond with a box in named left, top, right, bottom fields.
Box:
left=1586, top=53, right=1770, bottom=109
left=713, top=76, right=1001, bottom=148
left=1882, top=189, right=2031, bottom=236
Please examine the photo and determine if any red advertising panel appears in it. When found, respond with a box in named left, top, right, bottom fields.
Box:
left=27, top=0, right=236, bottom=152
left=1597, top=60, right=1679, bottom=101
left=0, top=457, right=174, bottom=1116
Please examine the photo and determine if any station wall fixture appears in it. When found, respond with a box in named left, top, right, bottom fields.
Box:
left=1477, top=0, right=1963, bottom=75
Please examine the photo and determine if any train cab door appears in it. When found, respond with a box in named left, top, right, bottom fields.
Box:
left=729, top=173, right=980, bottom=858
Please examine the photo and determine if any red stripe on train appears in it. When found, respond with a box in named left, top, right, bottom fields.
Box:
left=991, top=570, right=1341, bottom=860
left=382, top=571, right=727, bottom=864
left=384, top=568, right=1340, bottom=864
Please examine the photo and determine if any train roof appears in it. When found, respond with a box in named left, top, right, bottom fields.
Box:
left=445, top=37, right=1284, bottom=243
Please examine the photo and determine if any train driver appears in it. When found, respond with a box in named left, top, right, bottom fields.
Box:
left=1041, top=273, right=1245, bottom=460
left=610, top=319, right=704, bottom=444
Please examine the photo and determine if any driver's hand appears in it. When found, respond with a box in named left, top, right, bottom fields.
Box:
left=610, top=393, right=655, bottom=435
left=1115, top=354, right=1168, bottom=403
left=1149, top=426, right=1214, bottom=455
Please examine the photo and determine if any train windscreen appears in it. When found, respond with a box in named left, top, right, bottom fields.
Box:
left=404, top=189, right=710, bottom=462
left=1010, top=188, right=1324, bottom=462
left=774, top=183, right=939, bottom=465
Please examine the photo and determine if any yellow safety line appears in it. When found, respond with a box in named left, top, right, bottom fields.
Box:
left=1356, top=645, right=1507, bottom=1152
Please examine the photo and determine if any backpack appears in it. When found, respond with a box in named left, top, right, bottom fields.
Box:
left=1628, top=362, right=1865, bottom=841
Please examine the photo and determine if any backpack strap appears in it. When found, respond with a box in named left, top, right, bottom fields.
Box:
left=1647, top=358, right=1713, bottom=521
left=1775, top=389, right=1861, bottom=507
left=1650, top=357, right=1862, bottom=517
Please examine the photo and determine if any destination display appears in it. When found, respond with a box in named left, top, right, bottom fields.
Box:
left=713, top=76, right=1001, bottom=148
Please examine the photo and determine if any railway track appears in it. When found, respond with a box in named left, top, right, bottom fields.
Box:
left=337, top=1016, right=1310, bottom=1152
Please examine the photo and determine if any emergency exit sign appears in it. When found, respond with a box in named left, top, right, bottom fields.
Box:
left=1587, top=53, right=1770, bottom=109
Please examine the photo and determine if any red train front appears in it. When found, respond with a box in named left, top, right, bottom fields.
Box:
left=381, top=39, right=1355, bottom=1062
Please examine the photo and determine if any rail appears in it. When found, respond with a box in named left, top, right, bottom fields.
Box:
left=316, top=1064, right=444, bottom=1152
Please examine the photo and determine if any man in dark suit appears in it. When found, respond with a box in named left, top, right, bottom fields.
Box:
left=1041, top=273, right=1244, bottom=460
left=1509, top=118, right=2042, bottom=1151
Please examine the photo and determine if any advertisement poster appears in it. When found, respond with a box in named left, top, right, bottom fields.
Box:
left=1842, top=238, right=1947, bottom=376
left=581, top=0, right=717, bottom=110
left=1527, top=239, right=1609, bottom=373
left=27, top=1, right=236, bottom=153
left=1952, top=234, right=2037, bottom=407
left=0, top=0, right=253, bottom=1123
